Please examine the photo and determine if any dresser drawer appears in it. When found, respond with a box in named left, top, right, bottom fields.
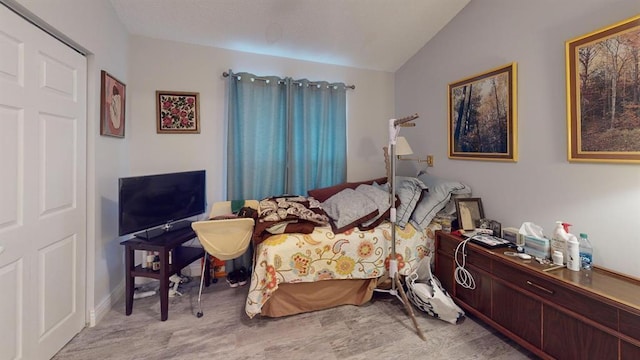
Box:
left=437, top=233, right=458, bottom=257
left=620, top=308, right=640, bottom=341
left=493, top=261, right=618, bottom=330
left=437, top=234, right=491, bottom=271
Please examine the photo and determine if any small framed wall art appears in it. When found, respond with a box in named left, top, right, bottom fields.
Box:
left=156, top=91, right=200, bottom=134
left=100, top=70, right=126, bottom=138
left=566, top=14, right=640, bottom=163
left=448, top=63, right=517, bottom=162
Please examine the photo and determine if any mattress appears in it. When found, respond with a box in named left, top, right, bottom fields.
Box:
left=245, top=221, right=441, bottom=318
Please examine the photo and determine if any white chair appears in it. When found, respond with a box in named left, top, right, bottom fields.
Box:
left=191, top=200, right=258, bottom=317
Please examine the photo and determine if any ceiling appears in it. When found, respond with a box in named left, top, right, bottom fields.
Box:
left=110, top=0, right=470, bottom=72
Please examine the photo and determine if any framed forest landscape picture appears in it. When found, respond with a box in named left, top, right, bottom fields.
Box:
left=100, top=71, right=126, bottom=138
left=156, top=91, right=200, bottom=134
left=566, top=14, right=640, bottom=163
left=448, top=62, right=517, bottom=162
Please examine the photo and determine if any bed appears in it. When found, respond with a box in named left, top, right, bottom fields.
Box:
left=244, top=172, right=471, bottom=318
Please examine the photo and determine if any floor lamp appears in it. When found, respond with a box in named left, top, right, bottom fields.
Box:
left=377, top=113, right=426, bottom=341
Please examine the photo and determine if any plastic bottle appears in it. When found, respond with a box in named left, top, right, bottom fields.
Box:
left=566, top=234, right=580, bottom=271
left=579, top=233, right=593, bottom=270
left=551, top=221, right=571, bottom=261
left=552, top=250, right=564, bottom=266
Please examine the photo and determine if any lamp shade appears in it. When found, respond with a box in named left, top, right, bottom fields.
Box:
left=396, top=136, right=414, bottom=156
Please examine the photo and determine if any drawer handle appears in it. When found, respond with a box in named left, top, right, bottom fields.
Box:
left=526, top=280, right=554, bottom=295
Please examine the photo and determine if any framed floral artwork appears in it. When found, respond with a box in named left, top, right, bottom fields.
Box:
left=100, top=70, right=126, bottom=138
left=156, top=91, right=200, bottom=134
left=566, top=14, right=640, bottom=163
left=448, top=63, right=517, bottom=162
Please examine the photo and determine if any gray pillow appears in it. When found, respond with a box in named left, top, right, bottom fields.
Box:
left=394, top=176, right=428, bottom=229
left=321, top=188, right=378, bottom=233
left=410, top=173, right=471, bottom=231
left=355, top=184, right=391, bottom=230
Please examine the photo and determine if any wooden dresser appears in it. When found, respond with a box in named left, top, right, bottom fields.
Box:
left=435, top=231, right=640, bottom=360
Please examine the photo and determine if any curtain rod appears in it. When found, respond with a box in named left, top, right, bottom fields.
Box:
left=222, top=71, right=355, bottom=90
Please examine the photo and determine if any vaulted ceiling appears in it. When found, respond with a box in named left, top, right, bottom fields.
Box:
left=110, top=0, right=470, bottom=72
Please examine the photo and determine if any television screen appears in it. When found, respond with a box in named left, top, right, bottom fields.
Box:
left=118, top=170, right=206, bottom=238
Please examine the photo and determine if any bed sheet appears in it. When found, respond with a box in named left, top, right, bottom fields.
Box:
left=245, top=220, right=441, bottom=318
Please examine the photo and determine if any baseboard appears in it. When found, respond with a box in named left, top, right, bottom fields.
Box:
left=89, top=280, right=125, bottom=327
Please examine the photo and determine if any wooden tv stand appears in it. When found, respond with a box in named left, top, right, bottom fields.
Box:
left=121, top=226, right=208, bottom=321
left=435, top=231, right=640, bottom=359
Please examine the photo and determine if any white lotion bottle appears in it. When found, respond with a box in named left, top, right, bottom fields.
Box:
left=566, top=234, right=580, bottom=271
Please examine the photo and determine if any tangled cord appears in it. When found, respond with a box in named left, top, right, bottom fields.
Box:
left=454, top=238, right=476, bottom=290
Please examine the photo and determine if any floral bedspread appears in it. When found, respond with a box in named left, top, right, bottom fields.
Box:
left=245, top=220, right=442, bottom=318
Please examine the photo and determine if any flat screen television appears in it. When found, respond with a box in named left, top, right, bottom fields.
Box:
left=118, top=170, right=206, bottom=239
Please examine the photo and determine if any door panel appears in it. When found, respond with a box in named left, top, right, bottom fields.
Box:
left=0, top=259, right=24, bottom=360
left=40, top=235, right=76, bottom=338
left=41, top=112, right=75, bottom=215
left=492, top=280, right=542, bottom=347
left=0, top=105, right=20, bottom=230
left=455, top=265, right=492, bottom=315
left=0, top=5, right=86, bottom=360
left=543, top=305, right=617, bottom=360
left=621, top=340, right=640, bottom=359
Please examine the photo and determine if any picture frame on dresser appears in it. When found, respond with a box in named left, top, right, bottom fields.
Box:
left=156, top=91, right=200, bottom=134
left=566, top=14, right=640, bottom=164
left=448, top=62, right=517, bottom=162
left=454, top=197, right=484, bottom=231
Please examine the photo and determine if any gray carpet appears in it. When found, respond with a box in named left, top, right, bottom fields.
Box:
left=53, top=278, right=537, bottom=359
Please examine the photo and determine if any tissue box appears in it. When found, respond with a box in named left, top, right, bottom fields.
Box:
left=524, top=235, right=550, bottom=259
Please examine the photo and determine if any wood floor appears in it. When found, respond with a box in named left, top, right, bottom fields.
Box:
left=53, top=278, right=537, bottom=359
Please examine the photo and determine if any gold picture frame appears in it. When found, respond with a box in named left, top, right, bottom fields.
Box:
left=448, top=63, right=517, bottom=162
left=100, top=70, right=126, bottom=138
left=156, top=91, right=200, bottom=134
left=566, top=14, right=640, bottom=163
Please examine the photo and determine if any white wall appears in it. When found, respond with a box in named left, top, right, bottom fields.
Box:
left=128, top=36, right=395, bottom=205
left=14, top=0, right=130, bottom=325
left=395, top=0, right=640, bottom=277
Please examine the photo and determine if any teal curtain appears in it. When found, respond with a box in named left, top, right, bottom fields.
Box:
left=227, top=71, right=288, bottom=200
left=288, top=79, right=347, bottom=195
left=227, top=71, right=347, bottom=200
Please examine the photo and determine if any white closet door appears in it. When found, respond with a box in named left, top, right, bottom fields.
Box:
left=0, top=5, right=87, bottom=360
